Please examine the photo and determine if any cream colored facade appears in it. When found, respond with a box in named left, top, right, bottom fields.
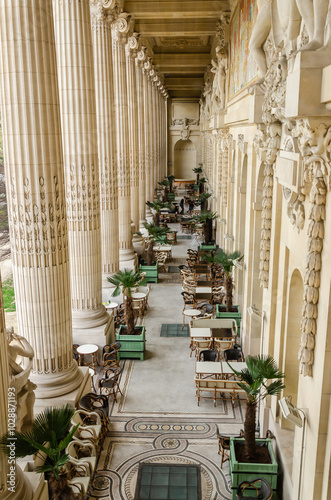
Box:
left=0, top=0, right=330, bottom=499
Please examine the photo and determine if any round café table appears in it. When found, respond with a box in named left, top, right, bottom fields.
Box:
left=103, top=301, right=118, bottom=311
left=182, top=308, right=202, bottom=329
left=77, top=344, right=99, bottom=372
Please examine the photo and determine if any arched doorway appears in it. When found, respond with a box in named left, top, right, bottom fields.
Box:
left=174, top=139, right=196, bottom=178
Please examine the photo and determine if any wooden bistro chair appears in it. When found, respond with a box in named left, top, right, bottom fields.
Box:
left=214, top=339, right=235, bottom=359
left=99, top=367, right=123, bottom=402
left=102, top=342, right=121, bottom=374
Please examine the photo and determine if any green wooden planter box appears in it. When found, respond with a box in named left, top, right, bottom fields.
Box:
left=116, top=325, right=146, bottom=361
left=199, top=244, right=216, bottom=251
left=216, top=304, right=241, bottom=338
left=229, top=438, right=278, bottom=499
left=139, top=262, right=158, bottom=284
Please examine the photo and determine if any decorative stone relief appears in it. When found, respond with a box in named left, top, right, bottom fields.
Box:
left=7, top=327, right=36, bottom=432
left=220, top=130, right=231, bottom=213
left=9, top=176, right=68, bottom=268
left=210, top=46, right=227, bottom=112
left=259, top=122, right=282, bottom=287
left=172, top=118, right=199, bottom=126
left=283, top=187, right=305, bottom=231
left=215, top=11, right=231, bottom=51
left=66, top=164, right=100, bottom=230
left=290, top=120, right=331, bottom=376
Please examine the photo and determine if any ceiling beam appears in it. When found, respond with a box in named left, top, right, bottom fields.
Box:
left=153, top=53, right=211, bottom=67
left=134, top=20, right=218, bottom=37
left=125, top=1, right=228, bottom=19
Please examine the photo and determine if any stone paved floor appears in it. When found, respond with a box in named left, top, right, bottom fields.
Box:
left=89, top=227, right=244, bottom=500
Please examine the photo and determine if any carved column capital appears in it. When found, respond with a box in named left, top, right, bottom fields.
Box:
left=125, top=32, right=140, bottom=58
left=111, top=12, right=134, bottom=42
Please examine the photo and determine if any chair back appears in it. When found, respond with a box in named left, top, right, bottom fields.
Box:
left=199, top=350, right=219, bottom=362
left=236, top=478, right=272, bottom=500
left=224, top=349, right=244, bottom=362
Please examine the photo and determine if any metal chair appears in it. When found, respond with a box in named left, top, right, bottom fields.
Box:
left=236, top=478, right=272, bottom=500
left=224, top=348, right=244, bottom=362
left=198, top=350, right=220, bottom=362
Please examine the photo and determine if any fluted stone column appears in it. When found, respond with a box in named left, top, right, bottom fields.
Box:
left=147, top=69, right=155, bottom=201
left=112, top=14, right=136, bottom=268
left=126, top=34, right=140, bottom=232
left=90, top=2, right=119, bottom=277
left=143, top=59, right=153, bottom=212
left=136, top=47, right=148, bottom=230
left=53, top=0, right=108, bottom=328
left=0, top=0, right=83, bottom=398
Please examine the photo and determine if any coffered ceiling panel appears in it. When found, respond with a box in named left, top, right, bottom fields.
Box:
left=124, top=0, right=230, bottom=99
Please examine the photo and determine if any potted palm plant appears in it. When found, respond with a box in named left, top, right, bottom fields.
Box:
left=0, top=405, right=79, bottom=499
left=146, top=199, right=173, bottom=226
left=108, top=269, right=146, bottom=360
left=198, top=192, right=212, bottom=211
left=166, top=174, right=176, bottom=200
left=204, top=249, right=243, bottom=336
left=228, top=355, right=285, bottom=499
left=158, top=179, right=170, bottom=202
left=197, top=176, right=207, bottom=194
left=193, top=165, right=203, bottom=183
left=143, top=223, right=170, bottom=265
left=193, top=210, right=217, bottom=247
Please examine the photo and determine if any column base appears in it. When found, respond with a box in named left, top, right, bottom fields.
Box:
left=33, top=366, right=91, bottom=411
left=119, top=248, right=138, bottom=270
left=73, top=314, right=115, bottom=362
left=31, top=359, right=85, bottom=399
left=72, top=304, right=109, bottom=329
left=139, top=218, right=147, bottom=231
left=132, top=233, right=145, bottom=256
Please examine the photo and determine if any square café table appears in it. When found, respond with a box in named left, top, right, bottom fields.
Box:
left=190, top=327, right=212, bottom=338
left=195, top=361, right=247, bottom=378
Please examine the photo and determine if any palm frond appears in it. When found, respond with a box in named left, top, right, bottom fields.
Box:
left=32, top=405, right=75, bottom=444
left=108, top=269, right=143, bottom=297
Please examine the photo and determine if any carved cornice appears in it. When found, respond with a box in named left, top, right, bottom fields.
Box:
left=215, top=10, right=230, bottom=50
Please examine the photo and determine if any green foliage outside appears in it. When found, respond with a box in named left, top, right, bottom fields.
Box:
left=2, top=276, right=15, bottom=312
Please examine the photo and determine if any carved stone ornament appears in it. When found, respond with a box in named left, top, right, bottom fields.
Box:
left=7, top=327, right=36, bottom=432
left=172, top=118, right=199, bottom=126
left=259, top=122, right=282, bottom=288
left=215, top=11, right=230, bottom=50
left=290, top=119, right=331, bottom=376
left=111, top=12, right=133, bottom=41
left=180, top=120, right=191, bottom=141
left=283, top=187, right=305, bottom=231
left=161, top=38, right=205, bottom=49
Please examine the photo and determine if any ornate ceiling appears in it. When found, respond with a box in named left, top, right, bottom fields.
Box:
left=124, top=0, right=230, bottom=99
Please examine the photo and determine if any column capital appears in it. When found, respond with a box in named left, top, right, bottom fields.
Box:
left=125, top=32, right=140, bottom=58
left=136, top=45, right=148, bottom=66
left=90, top=0, right=121, bottom=27
left=111, top=12, right=134, bottom=42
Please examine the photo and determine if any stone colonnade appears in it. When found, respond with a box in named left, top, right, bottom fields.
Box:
left=0, top=0, right=168, bottom=400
